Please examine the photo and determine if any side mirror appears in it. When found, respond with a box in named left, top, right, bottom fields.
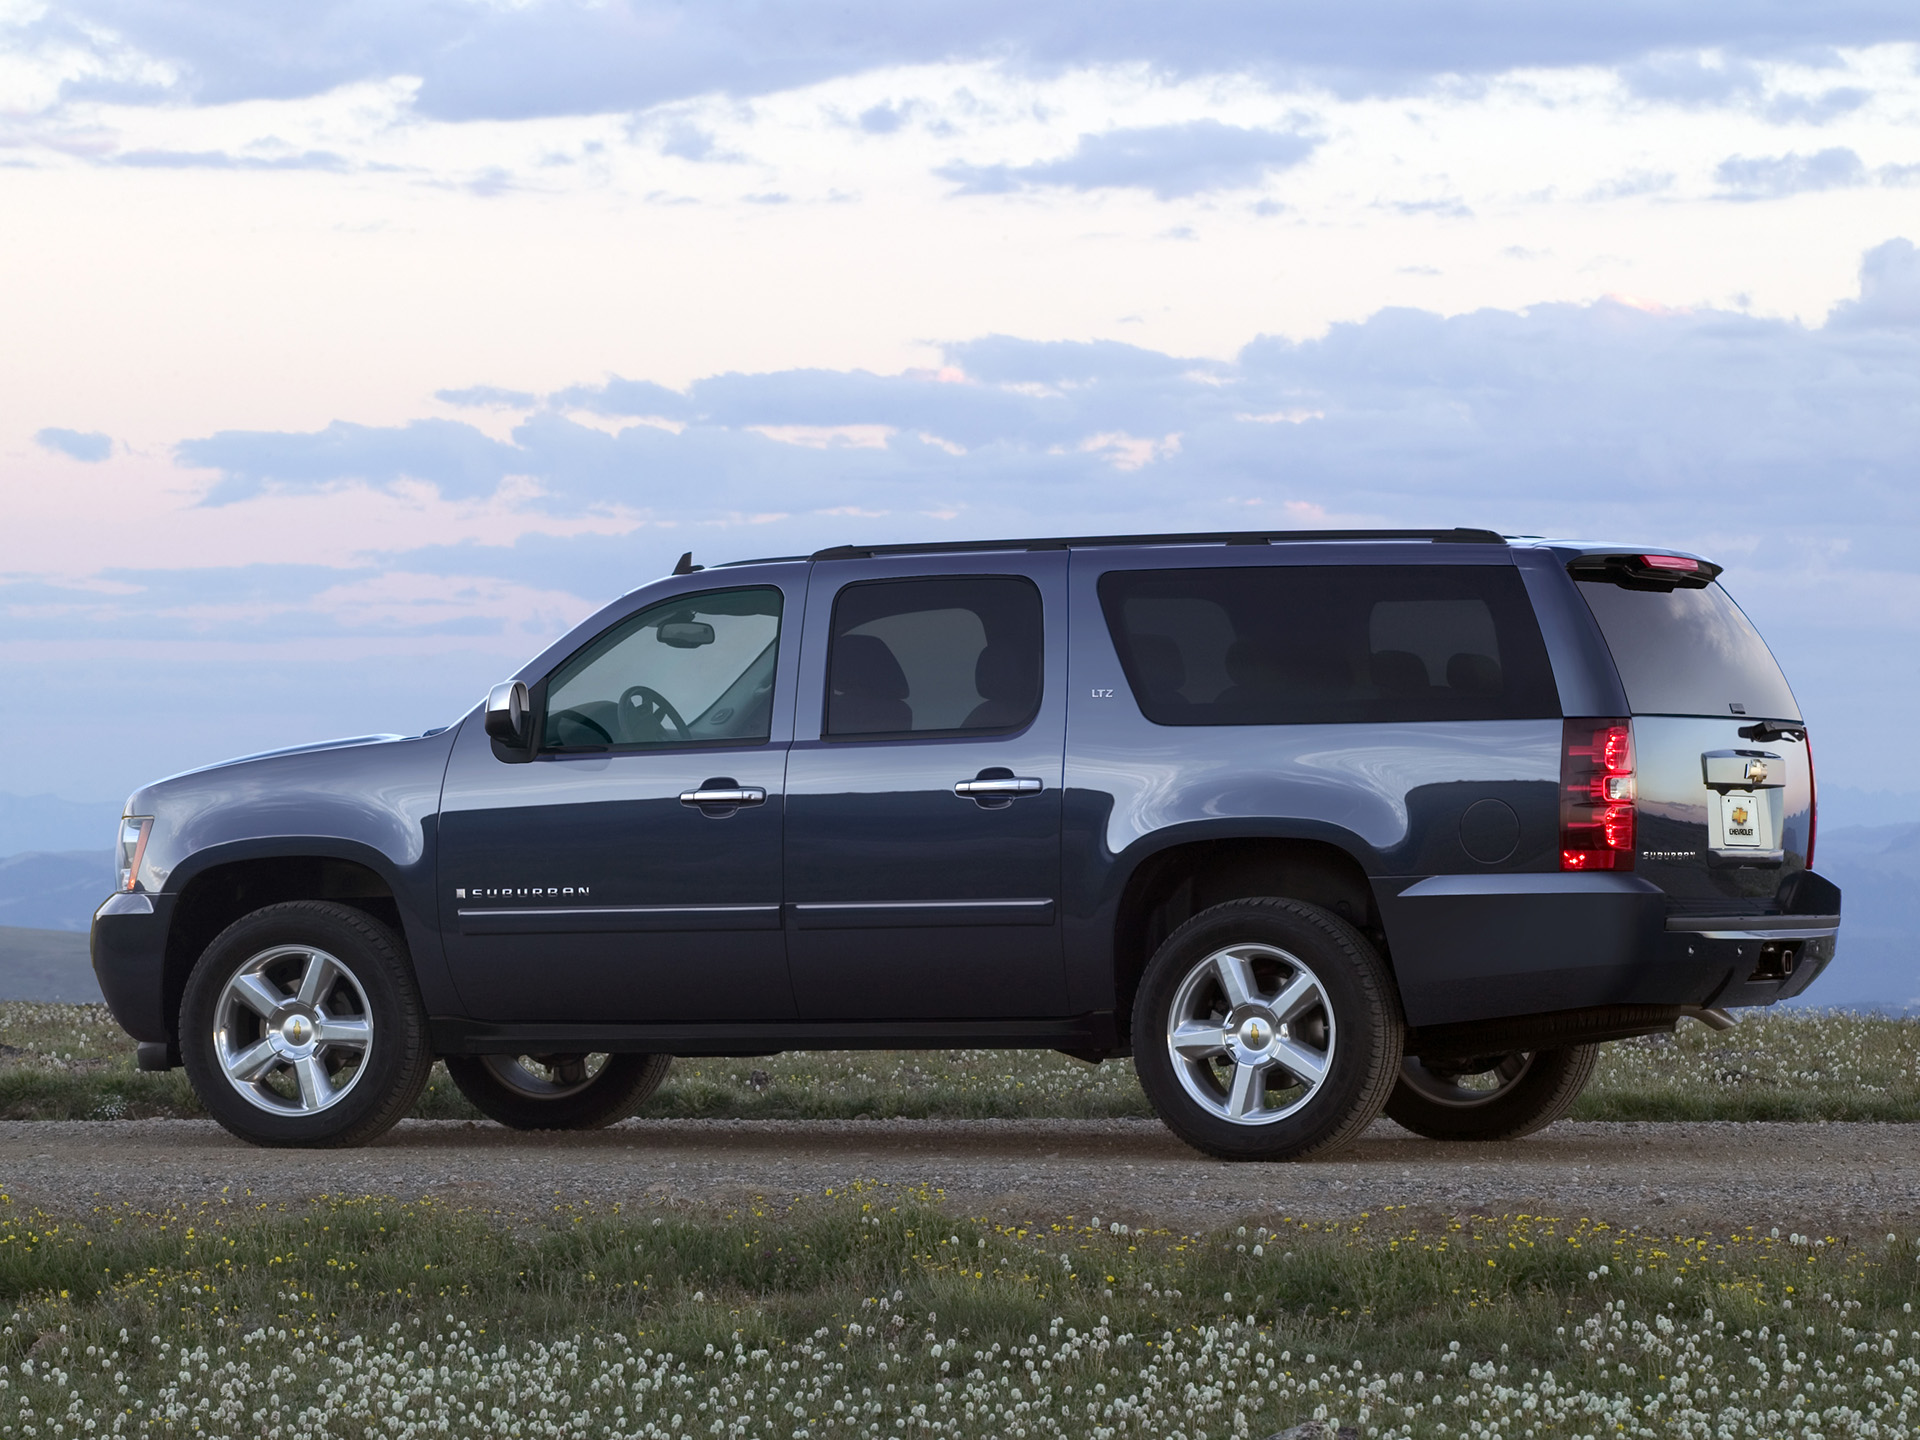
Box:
left=484, top=681, right=531, bottom=747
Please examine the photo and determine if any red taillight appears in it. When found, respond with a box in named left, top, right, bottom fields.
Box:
left=1638, top=554, right=1699, bottom=572
left=1805, top=731, right=1817, bottom=869
left=1562, top=718, right=1635, bottom=871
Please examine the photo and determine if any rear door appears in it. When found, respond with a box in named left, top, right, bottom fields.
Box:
left=1569, top=562, right=1814, bottom=917
left=782, top=553, right=1070, bottom=1019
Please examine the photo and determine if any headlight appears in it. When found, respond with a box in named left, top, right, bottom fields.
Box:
left=117, top=816, right=153, bottom=893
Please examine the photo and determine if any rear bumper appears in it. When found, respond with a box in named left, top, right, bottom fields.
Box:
left=1665, top=919, right=1836, bottom=1010
left=1377, top=871, right=1842, bottom=1027
left=89, top=891, right=176, bottom=1043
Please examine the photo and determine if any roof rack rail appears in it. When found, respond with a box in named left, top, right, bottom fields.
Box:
left=808, top=527, right=1505, bottom=562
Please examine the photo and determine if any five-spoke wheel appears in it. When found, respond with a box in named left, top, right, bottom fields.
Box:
left=180, top=901, right=432, bottom=1148
left=445, top=1051, right=671, bottom=1129
left=1165, top=943, right=1336, bottom=1125
left=1385, top=1045, right=1598, bottom=1140
left=212, top=944, right=374, bottom=1116
left=1133, top=897, right=1401, bottom=1161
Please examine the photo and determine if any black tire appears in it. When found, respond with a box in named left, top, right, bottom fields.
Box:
left=179, top=901, right=433, bottom=1148
left=1131, top=897, right=1404, bottom=1161
left=1385, top=1045, right=1599, bottom=1140
left=444, top=1052, right=671, bottom=1130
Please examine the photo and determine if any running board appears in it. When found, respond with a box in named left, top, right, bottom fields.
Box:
left=430, top=1013, right=1118, bottom=1059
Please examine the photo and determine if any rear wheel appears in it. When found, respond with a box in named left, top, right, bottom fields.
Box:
left=1131, top=898, right=1403, bottom=1161
left=1385, top=1045, right=1598, bottom=1140
left=444, top=1052, right=671, bottom=1130
left=179, top=901, right=433, bottom=1148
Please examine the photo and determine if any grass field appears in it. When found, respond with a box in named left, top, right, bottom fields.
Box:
left=3, top=1002, right=1918, bottom=1125
left=3, top=1185, right=1919, bottom=1439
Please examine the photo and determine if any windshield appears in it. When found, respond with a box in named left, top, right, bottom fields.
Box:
left=1575, top=579, right=1800, bottom=720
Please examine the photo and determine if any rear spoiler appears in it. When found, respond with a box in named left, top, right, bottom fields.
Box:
left=1566, top=552, right=1722, bottom=591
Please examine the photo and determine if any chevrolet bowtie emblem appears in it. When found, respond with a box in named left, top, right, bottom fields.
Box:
left=1743, top=759, right=1768, bottom=784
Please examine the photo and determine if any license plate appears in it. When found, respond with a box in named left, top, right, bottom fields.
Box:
left=1720, top=791, right=1764, bottom=847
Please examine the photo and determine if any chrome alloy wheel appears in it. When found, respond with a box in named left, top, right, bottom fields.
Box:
left=212, top=945, right=373, bottom=1116
left=1164, top=942, right=1335, bottom=1125
left=1397, top=1054, right=1535, bottom=1107
left=479, top=1054, right=610, bottom=1099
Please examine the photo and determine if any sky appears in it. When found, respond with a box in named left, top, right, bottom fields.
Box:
left=3, top=1, right=1919, bottom=813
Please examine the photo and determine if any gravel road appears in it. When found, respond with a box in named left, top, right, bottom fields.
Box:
left=6, top=1117, right=1918, bottom=1232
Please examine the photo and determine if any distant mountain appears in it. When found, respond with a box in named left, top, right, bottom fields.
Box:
left=1816, top=786, right=1920, bottom=832
left=0, top=851, right=116, bottom=932
left=1797, top=822, right=1920, bottom=1013
left=0, top=926, right=101, bottom=1002
left=0, top=792, right=121, bottom=857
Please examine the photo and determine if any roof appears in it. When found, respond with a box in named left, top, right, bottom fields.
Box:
left=803, top=528, right=1506, bottom=562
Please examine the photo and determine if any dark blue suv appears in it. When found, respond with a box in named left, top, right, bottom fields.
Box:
left=91, top=529, right=1840, bottom=1158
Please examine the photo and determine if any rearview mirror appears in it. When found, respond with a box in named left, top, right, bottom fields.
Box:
left=657, top=620, right=716, bottom=649
left=484, top=680, right=530, bottom=746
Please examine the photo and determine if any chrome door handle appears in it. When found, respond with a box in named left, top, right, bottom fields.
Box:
left=680, top=787, right=767, bottom=806
left=952, top=777, right=1043, bottom=798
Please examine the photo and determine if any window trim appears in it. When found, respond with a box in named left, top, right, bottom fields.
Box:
left=535, top=585, right=786, bottom=755
left=820, top=573, right=1046, bottom=743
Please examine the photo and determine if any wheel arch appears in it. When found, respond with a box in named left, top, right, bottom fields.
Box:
left=1107, top=830, right=1388, bottom=1045
left=162, top=840, right=417, bottom=1044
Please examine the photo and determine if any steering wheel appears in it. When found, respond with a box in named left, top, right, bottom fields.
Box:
left=548, top=708, right=612, bottom=745
left=617, top=685, right=692, bottom=742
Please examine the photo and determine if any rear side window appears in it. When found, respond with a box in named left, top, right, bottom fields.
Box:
left=825, top=576, right=1043, bottom=738
left=1575, top=580, right=1800, bottom=720
left=1099, top=565, right=1559, bottom=726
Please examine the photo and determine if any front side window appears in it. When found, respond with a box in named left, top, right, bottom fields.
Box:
left=825, top=576, right=1043, bottom=738
left=1100, top=564, right=1559, bottom=726
left=543, top=587, right=782, bottom=749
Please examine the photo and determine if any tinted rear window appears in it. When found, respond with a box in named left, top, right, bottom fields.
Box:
left=1575, top=580, right=1800, bottom=720
left=1099, top=565, right=1559, bottom=726
left=825, top=575, right=1043, bottom=738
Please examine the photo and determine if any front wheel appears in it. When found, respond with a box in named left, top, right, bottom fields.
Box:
left=1131, top=898, right=1403, bottom=1161
left=179, top=901, right=433, bottom=1148
left=1385, top=1045, right=1598, bottom=1140
left=444, top=1052, right=671, bottom=1130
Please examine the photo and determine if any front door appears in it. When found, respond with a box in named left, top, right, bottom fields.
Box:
left=438, top=583, right=797, bottom=1023
left=783, top=556, right=1070, bottom=1018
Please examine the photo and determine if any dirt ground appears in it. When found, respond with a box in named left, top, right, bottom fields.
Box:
left=6, top=1115, right=1917, bottom=1232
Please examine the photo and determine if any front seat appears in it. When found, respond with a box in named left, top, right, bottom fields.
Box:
left=962, top=643, right=1040, bottom=729
left=827, top=633, right=913, bottom=734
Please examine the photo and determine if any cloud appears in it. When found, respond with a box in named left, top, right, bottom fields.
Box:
left=110, top=148, right=350, bottom=171
left=34, top=427, right=112, bottom=462
left=1763, top=86, right=1872, bottom=125
left=1827, top=237, right=1920, bottom=329
left=1621, top=52, right=1874, bottom=125
left=1715, top=146, right=1869, bottom=198
left=1585, top=169, right=1674, bottom=201
left=436, top=385, right=538, bottom=409
left=1621, top=50, right=1764, bottom=105
left=856, top=101, right=912, bottom=134
left=551, top=377, right=691, bottom=419
left=162, top=239, right=1920, bottom=564
left=938, top=120, right=1319, bottom=199
left=176, top=418, right=520, bottom=504
left=26, top=1, right=1920, bottom=122
left=658, top=123, right=736, bottom=162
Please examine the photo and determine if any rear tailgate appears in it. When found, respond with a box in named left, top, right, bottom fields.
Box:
left=1571, top=561, right=1823, bottom=918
